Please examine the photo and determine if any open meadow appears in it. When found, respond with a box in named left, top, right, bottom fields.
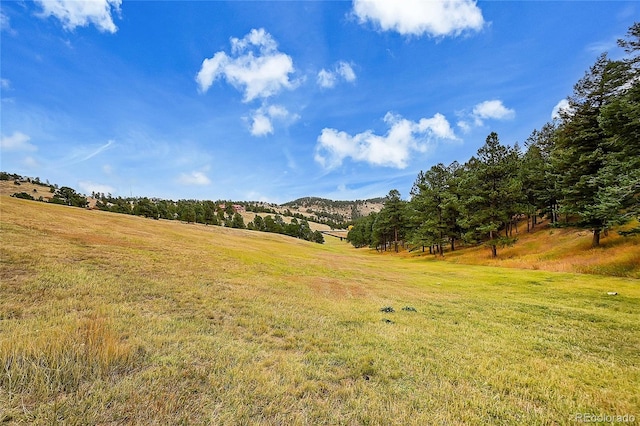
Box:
left=1, top=197, right=639, bottom=424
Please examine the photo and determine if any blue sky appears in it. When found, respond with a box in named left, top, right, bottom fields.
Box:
left=1, top=1, right=637, bottom=203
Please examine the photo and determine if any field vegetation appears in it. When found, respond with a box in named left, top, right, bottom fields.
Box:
left=1, top=197, right=639, bottom=424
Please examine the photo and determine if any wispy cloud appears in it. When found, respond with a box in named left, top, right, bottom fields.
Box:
left=177, top=171, right=211, bottom=186
left=57, top=140, right=115, bottom=167
left=0, top=11, right=15, bottom=35
left=317, top=61, right=357, bottom=89
left=78, top=180, right=115, bottom=196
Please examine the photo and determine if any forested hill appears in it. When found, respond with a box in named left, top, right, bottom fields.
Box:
left=282, top=196, right=385, bottom=222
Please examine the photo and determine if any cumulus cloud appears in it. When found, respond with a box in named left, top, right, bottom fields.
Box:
left=457, top=100, right=515, bottom=129
left=1, top=131, right=37, bottom=151
left=315, top=112, right=456, bottom=169
left=196, top=28, right=296, bottom=102
left=317, top=61, right=356, bottom=88
left=35, top=0, right=122, bottom=33
left=248, top=104, right=299, bottom=137
left=472, top=100, right=515, bottom=121
left=1, top=78, right=10, bottom=90
left=352, top=0, right=485, bottom=37
left=178, top=171, right=211, bottom=186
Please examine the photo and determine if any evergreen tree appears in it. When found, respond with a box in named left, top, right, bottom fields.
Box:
left=134, top=197, right=158, bottom=218
left=231, top=212, right=246, bottom=229
left=374, top=190, right=406, bottom=252
left=462, top=132, right=519, bottom=257
left=553, top=51, right=635, bottom=246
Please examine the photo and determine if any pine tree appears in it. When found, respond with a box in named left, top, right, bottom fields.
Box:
left=462, top=132, right=519, bottom=257
left=554, top=50, right=636, bottom=246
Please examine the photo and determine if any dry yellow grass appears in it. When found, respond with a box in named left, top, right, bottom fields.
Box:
left=1, top=196, right=639, bottom=424
left=404, top=219, right=640, bottom=278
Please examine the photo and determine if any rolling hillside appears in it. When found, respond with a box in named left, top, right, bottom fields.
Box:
left=283, top=196, right=385, bottom=222
left=1, top=196, right=638, bottom=424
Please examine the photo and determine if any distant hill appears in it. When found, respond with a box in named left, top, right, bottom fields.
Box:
left=282, top=196, right=385, bottom=223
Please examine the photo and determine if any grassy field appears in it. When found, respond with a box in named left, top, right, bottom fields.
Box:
left=1, top=196, right=639, bottom=424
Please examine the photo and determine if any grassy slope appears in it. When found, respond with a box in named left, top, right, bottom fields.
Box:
left=1, top=197, right=639, bottom=424
left=403, top=220, right=640, bottom=279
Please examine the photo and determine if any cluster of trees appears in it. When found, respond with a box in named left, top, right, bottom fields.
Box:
left=349, top=23, right=639, bottom=257
left=96, top=196, right=325, bottom=243
left=50, top=186, right=89, bottom=207
left=247, top=215, right=325, bottom=244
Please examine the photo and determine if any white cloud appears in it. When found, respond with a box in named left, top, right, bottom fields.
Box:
left=317, top=61, right=357, bottom=88
left=196, top=28, right=296, bottom=102
left=1, top=131, right=37, bottom=151
left=1, top=78, right=10, bottom=90
left=178, top=171, right=211, bottom=186
left=78, top=180, right=115, bottom=196
left=455, top=100, right=515, bottom=131
left=317, top=69, right=336, bottom=89
left=472, top=100, right=515, bottom=121
left=352, top=0, right=485, bottom=37
left=248, top=104, right=300, bottom=136
left=551, top=98, right=573, bottom=120
left=315, top=112, right=456, bottom=169
left=250, top=113, right=274, bottom=136
left=35, top=0, right=122, bottom=33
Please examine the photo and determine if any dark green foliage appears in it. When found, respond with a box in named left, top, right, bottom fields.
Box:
left=0, top=172, right=18, bottom=181
left=371, top=190, right=407, bottom=252
left=311, top=230, right=325, bottom=244
left=408, top=163, right=463, bottom=256
left=248, top=214, right=323, bottom=243
left=461, top=133, right=520, bottom=257
left=133, top=198, right=158, bottom=219
left=552, top=25, right=640, bottom=245
left=230, top=213, right=246, bottom=229
left=51, top=186, right=88, bottom=208
left=12, top=192, right=35, bottom=200
left=347, top=212, right=377, bottom=248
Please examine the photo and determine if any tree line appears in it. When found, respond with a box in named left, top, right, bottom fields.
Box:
left=348, top=23, right=639, bottom=257
left=4, top=177, right=326, bottom=244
